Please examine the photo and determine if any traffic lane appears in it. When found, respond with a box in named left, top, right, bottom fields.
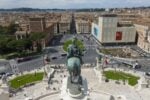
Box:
left=50, top=35, right=63, bottom=46
left=50, top=57, right=67, bottom=64
left=60, top=34, right=74, bottom=43
left=17, top=57, right=44, bottom=72
left=106, top=59, right=150, bottom=72
left=82, top=38, right=98, bottom=46
left=82, top=48, right=98, bottom=63
left=15, top=34, right=98, bottom=71
left=137, top=59, right=150, bottom=72
left=16, top=47, right=65, bottom=72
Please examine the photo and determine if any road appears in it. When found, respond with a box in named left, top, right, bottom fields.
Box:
left=137, top=59, right=150, bottom=72
left=1, top=34, right=150, bottom=73
left=10, top=34, right=99, bottom=72
left=48, top=34, right=99, bottom=64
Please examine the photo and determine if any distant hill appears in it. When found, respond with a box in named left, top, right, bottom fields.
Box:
left=0, top=8, right=66, bottom=12
left=0, top=6, right=149, bottom=12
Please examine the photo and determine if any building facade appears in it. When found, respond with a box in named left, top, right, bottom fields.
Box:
left=16, top=17, right=54, bottom=50
left=76, top=20, right=91, bottom=34
left=43, top=24, right=54, bottom=46
left=91, top=14, right=136, bottom=45
left=135, top=24, right=150, bottom=53
left=59, top=21, right=70, bottom=34
left=29, top=17, right=46, bottom=33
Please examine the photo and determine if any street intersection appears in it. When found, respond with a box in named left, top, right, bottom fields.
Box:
left=1, top=34, right=150, bottom=74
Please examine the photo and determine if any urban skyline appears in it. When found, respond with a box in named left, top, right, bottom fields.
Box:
left=0, top=0, right=150, bottom=9
left=0, top=1, right=150, bottom=100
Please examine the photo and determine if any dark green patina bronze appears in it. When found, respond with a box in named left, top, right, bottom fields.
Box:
left=66, top=37, right=84, bottom=96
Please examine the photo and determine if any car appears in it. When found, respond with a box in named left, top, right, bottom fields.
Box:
left=17, top=56, right=40, bottom=63
left=51, top=56, right=57, bottom=60
left=6, top=72, right=13, bottom=77
left=0, top=72, right=6, bottom=76
left=145, top=72, right=150, bottom=76
left=133, top=62, right=141, bottom=69
left=17, top=57, right=31, bottom=63
left=61, top=53, right=67, bottom=57
left=0, top=72, right=6, bottom=79
left=134, top=65, right=141, bottom=69
left=25, top=97, right=33, bottom=100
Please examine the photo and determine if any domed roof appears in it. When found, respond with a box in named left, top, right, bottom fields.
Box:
left=67, top=57, right=81, bottom=71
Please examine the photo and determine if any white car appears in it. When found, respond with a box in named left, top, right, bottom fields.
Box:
left=25, top=97, right=33, bottom=100
left=145, top=72, right=150, bottom=76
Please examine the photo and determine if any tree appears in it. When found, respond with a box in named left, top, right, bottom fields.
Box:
left=7, top=40, right=23, bottom=52
left=29, top=32, right=46, bottom=41
left=6, top=23, right=18, bottom=35
left=29, top=32, right=46, bottom=52
left=0, top=23, right=18, bottom=35
left=0, top=26, right=8, bottom=35
left=0, top=36, right=14, bottom=54
left=7, top=39, right=32, bottom=52
left=26, top=39, right=32, bottom=50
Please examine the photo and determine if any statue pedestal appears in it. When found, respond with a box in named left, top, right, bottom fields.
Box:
left=94, top=67, right=103, bottom=84
left=60, top=76, right=88, bottom=100
left=0, top=83, right=9, bottom=100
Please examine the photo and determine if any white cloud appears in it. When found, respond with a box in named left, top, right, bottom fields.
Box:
left=0, top=0, right=149, bottom=8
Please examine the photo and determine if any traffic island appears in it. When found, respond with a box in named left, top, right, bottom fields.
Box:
left=63, top=39, right=84, bottom=52
left=9, top=72, right=44, bottom=90
left=103, top=70, right=140, bottom=86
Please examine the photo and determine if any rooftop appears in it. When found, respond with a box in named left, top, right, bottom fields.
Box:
left=101, top=14, right=117, bottom=17
left=134, top=18, right=150, bottom=27
left=29, top=17, right=45, bottom=21
left=76, top=19, right=90, bottom=23
left=117, top=23, right=134, bottom=27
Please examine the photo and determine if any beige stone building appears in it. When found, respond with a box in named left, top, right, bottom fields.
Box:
left=29, top=17, right=46, bottom=33
left=59, top=21, right=70, bottom=34
left=76, top=20, right=91, bottom=34
left=15, top=17, right=55, bottom=49
left=43, top=24, right=55, bottom=46
left=135, top=23, right=150, bottom=53
left=91, top=14, right=136, bottom=45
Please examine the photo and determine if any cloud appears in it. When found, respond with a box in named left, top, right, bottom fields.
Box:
left=0, top=0, right=149, bottom=9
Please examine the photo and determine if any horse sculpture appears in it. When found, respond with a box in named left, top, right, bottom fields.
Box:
left=66, top=37, right=83, bottom=84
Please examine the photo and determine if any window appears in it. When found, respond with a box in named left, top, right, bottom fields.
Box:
left=94, top=27, right=98, bottom=36
left=116, top=32, right=122, bottom=40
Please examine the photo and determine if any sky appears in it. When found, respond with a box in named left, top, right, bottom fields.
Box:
left=0, top=0, right=150, bottom=9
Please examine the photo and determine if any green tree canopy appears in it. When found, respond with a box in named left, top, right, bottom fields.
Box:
left=29, top=32, right=46, bottom=52
left=0, top=26, right=8, bottom=34
left=6, top=23, right=18, bottom=35
left=0, top=23, right=18, bottom=35
left=0, top=36, right=14, bottom=53
left=29, top=32, right=46, bottom=41
left=7, top=39, right=32, bottom=52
